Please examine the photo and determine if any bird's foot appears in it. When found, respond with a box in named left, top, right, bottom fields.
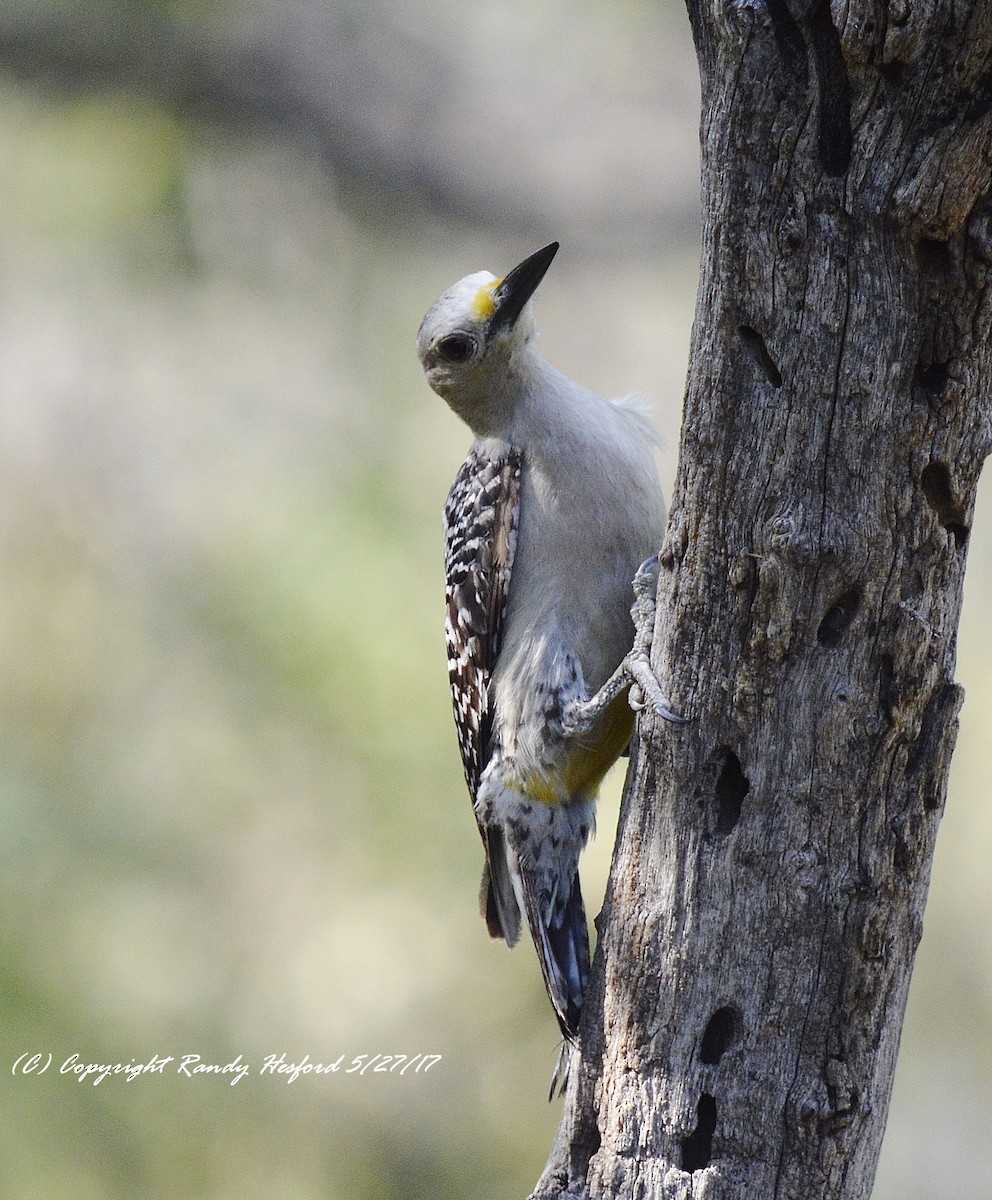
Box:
left=562, top=556, right=686, bottom=737
left=626, top=654, right=685, bottom=722
left=626, top=555, right=686, bottom=723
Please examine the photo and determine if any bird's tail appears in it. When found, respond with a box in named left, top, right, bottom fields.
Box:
left=522, top=864, right=589, bottom=1040
left=481, top=820, right=590, bottom=1040
left=480, top=826, right=521, bottom=945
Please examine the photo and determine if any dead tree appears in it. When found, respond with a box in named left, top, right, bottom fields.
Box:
left=533, top=4, right=992, bottom=1198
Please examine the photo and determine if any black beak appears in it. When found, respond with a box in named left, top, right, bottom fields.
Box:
left=489, top=242, right=559, bottom=333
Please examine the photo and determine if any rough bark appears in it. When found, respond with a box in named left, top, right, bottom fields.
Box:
left=533, top=4, right=992, bottom=1198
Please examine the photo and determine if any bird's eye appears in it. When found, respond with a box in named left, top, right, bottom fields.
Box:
left=436, top=333, right=476, bottom=364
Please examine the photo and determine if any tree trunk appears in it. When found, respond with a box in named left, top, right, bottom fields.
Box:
left=533, top=4, right=992, bottom=1198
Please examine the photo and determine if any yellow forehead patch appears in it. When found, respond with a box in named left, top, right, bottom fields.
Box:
left=470, top=278, right=500, bottom=320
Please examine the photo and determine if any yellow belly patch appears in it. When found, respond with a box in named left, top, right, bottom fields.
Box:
left=519, top=694, right=634, bottom=805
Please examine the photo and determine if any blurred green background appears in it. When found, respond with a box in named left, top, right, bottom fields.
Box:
left=0, top=2, right=988, bottom=1197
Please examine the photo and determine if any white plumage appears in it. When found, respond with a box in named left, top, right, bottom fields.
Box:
left=418, top=243, right=671, bottom=1038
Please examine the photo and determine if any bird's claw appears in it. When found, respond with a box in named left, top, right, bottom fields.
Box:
left=625, top=652, right=687, bottom=723
left=625, top=556, right=688, bottom=724
left=563, top=556, right=687, bottom=738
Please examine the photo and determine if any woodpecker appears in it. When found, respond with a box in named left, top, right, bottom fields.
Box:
left=417, top=242, right=680, bottom=1040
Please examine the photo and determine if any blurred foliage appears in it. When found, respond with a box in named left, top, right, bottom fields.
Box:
left=0, top=3, right=988, bottom=1199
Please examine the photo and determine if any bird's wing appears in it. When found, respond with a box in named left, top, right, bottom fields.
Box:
left=443, top=442, right=522, bottom=801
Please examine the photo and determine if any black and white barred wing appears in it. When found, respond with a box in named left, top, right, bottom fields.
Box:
left=443, top=443, right=522, bottom=800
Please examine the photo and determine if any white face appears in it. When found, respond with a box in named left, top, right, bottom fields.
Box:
left=417, top=271, right=498, bottom=378
left=416, top=243, right=558, bottom=429
left=416, top=271, right=537, bottom=414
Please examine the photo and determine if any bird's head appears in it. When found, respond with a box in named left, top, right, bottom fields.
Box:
left=417, top=242, right=558, bottom=432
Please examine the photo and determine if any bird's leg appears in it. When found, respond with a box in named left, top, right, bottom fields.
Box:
left=624, top=556, right=685, bottom=721
left=562, top=556, right=685, bottom=738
